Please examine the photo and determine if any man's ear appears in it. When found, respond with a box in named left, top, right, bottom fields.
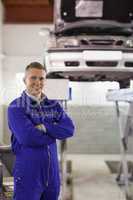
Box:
left=23, top=77, right=26, bottom=84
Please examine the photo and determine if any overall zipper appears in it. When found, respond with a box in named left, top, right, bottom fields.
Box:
left=38, top=104, right=51, bottom=187
left=46, top=145, right=51, bottom=187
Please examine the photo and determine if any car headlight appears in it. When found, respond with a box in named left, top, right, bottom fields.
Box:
left=125, top=39, right=133, bottom=48
left=57, top=37, right=79, bottom=48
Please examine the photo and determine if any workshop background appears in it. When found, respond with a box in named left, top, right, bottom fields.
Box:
left=0, top=1, right=132, bottom=200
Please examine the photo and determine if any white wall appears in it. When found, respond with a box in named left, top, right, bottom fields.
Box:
left=0, top=0, right=4, bottom=142
left=3, top=24, right=53, bottom=57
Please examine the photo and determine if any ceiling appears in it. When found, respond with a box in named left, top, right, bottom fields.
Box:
left=2, top=0, right=54, bottom=23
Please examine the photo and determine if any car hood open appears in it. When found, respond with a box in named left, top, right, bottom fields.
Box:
left=54, top=0, right=133, bottom=35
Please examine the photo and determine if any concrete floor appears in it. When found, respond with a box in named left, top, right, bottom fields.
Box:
left=3, top=154, right=132, bottom=200
left=67, top=155, right=126, bottom=200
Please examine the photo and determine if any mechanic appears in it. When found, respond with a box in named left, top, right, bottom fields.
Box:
left=7, top=62, right=75, bottom=200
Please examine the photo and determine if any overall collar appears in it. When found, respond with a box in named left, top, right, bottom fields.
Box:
left=25, top=90, right=46, bottom=104
left=21, top=90, right=57, bottom=109
left=21, top=90, right=47, bottom=107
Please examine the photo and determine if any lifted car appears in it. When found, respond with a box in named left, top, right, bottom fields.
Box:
left=45, top=0, right=133, bottom=86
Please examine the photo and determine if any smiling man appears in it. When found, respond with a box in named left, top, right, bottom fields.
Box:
left=7, top=62, right=75, bottom=200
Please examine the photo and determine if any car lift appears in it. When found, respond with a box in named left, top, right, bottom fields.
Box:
left=106, top=88, right=133, bottom=200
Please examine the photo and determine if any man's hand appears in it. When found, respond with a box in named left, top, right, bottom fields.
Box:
left=35, top=124, right=46, bottom=133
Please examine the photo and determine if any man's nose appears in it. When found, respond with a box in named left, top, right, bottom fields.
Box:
left=33, top=79, right=41, bottom=86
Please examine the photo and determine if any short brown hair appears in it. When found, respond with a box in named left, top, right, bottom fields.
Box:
left=25, top=62, right=46, bottom=72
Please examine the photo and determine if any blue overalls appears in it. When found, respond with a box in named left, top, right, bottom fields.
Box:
left=8, top=91, right=75, bottom=200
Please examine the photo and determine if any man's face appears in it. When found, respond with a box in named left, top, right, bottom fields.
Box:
left=24, top=68, right=46, bottom=97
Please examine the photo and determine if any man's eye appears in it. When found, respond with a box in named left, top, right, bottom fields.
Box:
left=31, top=76, right=37, bottom=80
left=40, top=77, right=45, bottom=81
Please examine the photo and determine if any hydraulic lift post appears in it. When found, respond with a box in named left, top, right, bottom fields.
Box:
left=106, top=88, right=133, bottom=200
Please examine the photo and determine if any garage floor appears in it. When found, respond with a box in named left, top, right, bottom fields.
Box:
left=67, top=155, right=126, bottom=200
left=2, top=155, right=131, bottom=200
